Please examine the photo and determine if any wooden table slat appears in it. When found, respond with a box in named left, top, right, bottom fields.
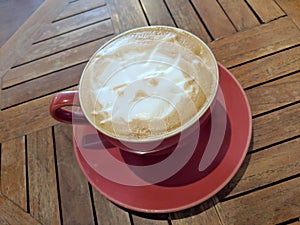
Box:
left=1, top=136, right=27, bottom=211
left=15, top=19, right=114, bottom=66
left=37, top=5, right=110, bottom=43
left=253, top=103, right=300, bottom=150
left=246, top=72, right=300, bottom=116
left=218, top=0, right=260, bottom=31
left=246, top=0, right=286, bottom=23
left=276, top=0, right=300, bottom=28
left=216, top=177, right=300, bottom=225
left=210, top=17, right=300, bottom=67
left=2, top=37, right=112, bottom=89
left=1, top=63, right=84, bottom=109
left=164, top=0, right=212, bottom=43
left=171, top=199, right=223, bottom=225
left=0, top=94, right=59, bottom=143
left=54, top=124, right=95, bottom=225
left=219, top=138, right=300, bottom=198
left=92, top=189, right=132, bottom=225
left=108, top=0, right=148, bottom=33
left=0, top=0, right=66, bottom=78
left=191, top=0, right=236, bottom=39
left=132, top=214, right=169, bottom=225
left=27, top=128, right=61, bottom=225
left=0, top=194, right=42, bottom=225
left=140, top=0, right=175, bottom=26
left=55, top=0, right=106, bottom=21
left=230, top=45, right=300, bottom=89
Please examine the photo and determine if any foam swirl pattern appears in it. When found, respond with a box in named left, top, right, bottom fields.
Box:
left=79, top=27, right=218, bottom=141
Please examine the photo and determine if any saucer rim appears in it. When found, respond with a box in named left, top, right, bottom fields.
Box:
left=72, top=63, right=252, bottom=213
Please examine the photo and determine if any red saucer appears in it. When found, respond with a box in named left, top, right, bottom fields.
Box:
left=72, top=63, right=252, bottom=213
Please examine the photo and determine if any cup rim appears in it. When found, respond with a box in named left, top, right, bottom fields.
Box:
left=78, top=25, right=219, bottom=143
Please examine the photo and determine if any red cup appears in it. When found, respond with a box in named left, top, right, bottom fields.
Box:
left=49, top=26, right=219, bottom=155
left=50, top=90, right=215, bottom=154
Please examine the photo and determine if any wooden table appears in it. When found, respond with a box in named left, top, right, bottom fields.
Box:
left=0, top=0, right=299, bottom=224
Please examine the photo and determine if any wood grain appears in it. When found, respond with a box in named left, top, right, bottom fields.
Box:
left=131, top=214, right=169, bottom=225
left=0, top=86, right=77, bottom=144
left=246, top=0, right=285, bottom=22
left=246, top=72, right=300, bottom=116
left=164, top=0, right=212, bottom=43
left=191, top=0, right=236, bottom=39
left=2, top=36, right=111, bottom=89
left=0, top=194, right=42, bottom=225
left=171, top=199, right=222, bottom=225
left=252, top=103, right=300, bottom=150
left=216, top=178, right=300, bottom=225
left=230, top=46, right=300, bottom=88
left=218, top=0, right=259, bottom=31
left=107, top=0, right=148, bottom=33
left=55, top=0, right=106, bottom=21
left=210, top=17, right=300, bottom=67
left=0, top=94, right=58, bottom=143
left=1, top=136, right=27, bottom=210
left=92, top=189, right=131, bottom=225
left=0, top=0, right=66, bottom=78
left=140, top=0, right=175, bottom=26
left=219, top=138, right=300, bottom=198
left=54, top=124, right=95, bottom=225
left=15, top=19, right=114, bottom=66
left=2, top=63, right=84, bottom=109
left=37, top=5, right=110, bottom=42
left=277, top=0, right=300, bottom=28
left=27, top=128, right=60, bottom=225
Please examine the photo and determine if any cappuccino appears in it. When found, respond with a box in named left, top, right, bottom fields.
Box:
left=79, top=26, right=218, bottom=141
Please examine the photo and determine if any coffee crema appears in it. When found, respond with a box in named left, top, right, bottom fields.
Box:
left=79, top=26, right=218, bottom=141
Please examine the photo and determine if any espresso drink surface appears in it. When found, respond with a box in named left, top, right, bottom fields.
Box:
left=80, top=26, right=218, bottom=141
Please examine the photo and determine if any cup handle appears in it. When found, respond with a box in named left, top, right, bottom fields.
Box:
left=50, top=91, right=88, bottom=124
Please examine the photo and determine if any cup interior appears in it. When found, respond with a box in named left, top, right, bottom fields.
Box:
left=78, top=26, right=219, bottom=144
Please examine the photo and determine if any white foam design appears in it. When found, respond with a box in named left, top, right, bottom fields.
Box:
left=80, top=27, right=217, bottom=140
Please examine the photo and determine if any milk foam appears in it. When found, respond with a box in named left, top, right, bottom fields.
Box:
left=80, top=27, right=218, bottom=140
